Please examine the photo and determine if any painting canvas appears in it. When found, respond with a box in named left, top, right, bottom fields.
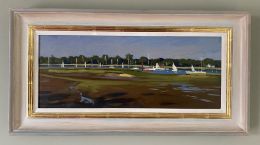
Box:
left=38, top=29, right=223, bottom=110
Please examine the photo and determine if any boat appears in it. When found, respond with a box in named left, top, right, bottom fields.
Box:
left=109, top=65, right=115, bottom=69
left=80, top=93, right=95, bottom=104
left=144, top=63, right=164, bottom=71
left=131, top=67, right=140, bottom=70
left=61, top=61, right=65, bottom=68
left=172, top=62, right=178, bottom=72
left=143, top=66, right=155, bottom=71
left=154, top=63, right=165, bottom=70
left=186, top=65, right=206, bottom=75
left=109, top=59, right=115, bottom=68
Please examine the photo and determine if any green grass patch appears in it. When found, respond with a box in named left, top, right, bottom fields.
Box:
left=41, top=68, right=220, bottom=93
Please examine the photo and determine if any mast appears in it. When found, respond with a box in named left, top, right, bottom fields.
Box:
left=147, top=54, right=150, bottom=66
left=75, top=57, right=78, bottom=68
left=128, top=57, right=130, bottom=68
left=201, top=59, right=203, bottom=72
left=47, top=57, right=50, bottom=68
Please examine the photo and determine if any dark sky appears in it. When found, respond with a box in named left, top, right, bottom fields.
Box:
left=39, top=35, right=221, bottom=60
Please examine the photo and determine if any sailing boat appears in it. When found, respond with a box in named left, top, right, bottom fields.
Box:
left=186, top=63, right=206, bottom=75
left=61, top=61, right=65, bottom=68
left=172, top=62, right=178, bottom=72
left=154, top=63, right=164, bottom=70
left=146, top=63, right=164, bottom=71
left=109, top=59, right=115, bottom=69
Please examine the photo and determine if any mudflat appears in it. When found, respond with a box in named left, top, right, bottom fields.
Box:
left=39, top=68, right=221, bottom=109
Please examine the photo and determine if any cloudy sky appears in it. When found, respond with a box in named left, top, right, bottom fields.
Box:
left=39, top=35, right=221, bottom=60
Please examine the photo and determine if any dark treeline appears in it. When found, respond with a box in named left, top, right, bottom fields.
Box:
left=39, top=54, right=221, bottom=67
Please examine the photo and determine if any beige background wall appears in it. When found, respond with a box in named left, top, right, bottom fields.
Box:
left=0, top=0, right=258, bottom=145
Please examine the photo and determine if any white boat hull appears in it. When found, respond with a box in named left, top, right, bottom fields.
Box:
left=186, top=71, right=206, bottom=75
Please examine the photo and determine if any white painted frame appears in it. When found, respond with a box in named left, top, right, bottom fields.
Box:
left=9, top=9, right=250, bottom=135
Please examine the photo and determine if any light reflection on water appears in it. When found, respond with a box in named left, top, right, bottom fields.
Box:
left=173, top=83, right=219, bottom=97
left=173, top=83, right=220, bottom=103
left=174, top=83, right=214, bottom=93
left=151, top=69, right=221, bottom=75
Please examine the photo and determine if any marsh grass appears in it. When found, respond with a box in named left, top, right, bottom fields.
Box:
left=39, top=68, right=221, bottom=108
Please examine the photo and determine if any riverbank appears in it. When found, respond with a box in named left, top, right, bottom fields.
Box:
left=39, top=68, right=221, bottom=108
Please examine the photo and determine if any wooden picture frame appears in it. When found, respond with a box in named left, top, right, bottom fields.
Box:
left=9, top=9, right=250, bottom=134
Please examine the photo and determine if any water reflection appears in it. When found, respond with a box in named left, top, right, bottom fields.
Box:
left=173, top=83, right=213, bottom=93
left=151, top=69, right=221, bottom=75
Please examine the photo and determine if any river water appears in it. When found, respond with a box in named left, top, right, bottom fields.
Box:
left=150, top=69, right=221, bottom=75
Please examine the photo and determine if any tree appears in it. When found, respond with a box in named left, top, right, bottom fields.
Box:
left=91, top=55, right=100, bottom=64
left=39, top=54, right=221, bottom=68
left=163, top=58, right=173, bottom=66
left=139, top=56, right=148, bottom=65
left=39, top=56, right=48, bottom=64
left=61, top=57, right=68, bottom=64
left=115, top=55, right=122, bottom=64
left=68, top=56, right=75, bottom=64
left=125, top=53, right=134, bottom=65
left=49, top=55, right=60, bottom=64
left=203, top=58, right=213, bottom=66
left=78, top=55, right=86, bottom=64
left=101, top=54, right=109, bottom=64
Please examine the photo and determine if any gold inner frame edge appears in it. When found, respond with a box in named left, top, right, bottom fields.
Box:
left=28, top=25, right=232, bottom=119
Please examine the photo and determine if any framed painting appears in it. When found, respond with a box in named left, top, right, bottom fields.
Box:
left=9, top=9, right=250, bottom=134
